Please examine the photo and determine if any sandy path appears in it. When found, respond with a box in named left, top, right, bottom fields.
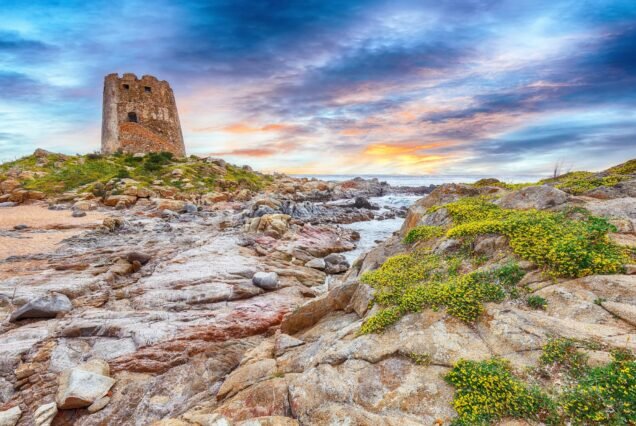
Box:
left=0, top=205, right=106, bottom=259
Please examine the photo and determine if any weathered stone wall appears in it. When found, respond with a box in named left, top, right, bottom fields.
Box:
left=101, top=73, right=186, bottom=157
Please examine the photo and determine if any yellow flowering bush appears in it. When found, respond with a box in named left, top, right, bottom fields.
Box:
left=445, top=358, right=555, bottom=425
left=359, top=253, right=524, bottom=333
left=403, top=225, right=444, bottom=244
left=561, top=350, right=636, bottom=424
left=429, top=196, right=502, bottom=224
left=446, top=350, right=636, bottom=425
left=444, top=198, right=626, bottom=277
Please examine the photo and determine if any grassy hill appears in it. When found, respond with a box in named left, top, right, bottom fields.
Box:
left=0, top=150, right=272, bottom=196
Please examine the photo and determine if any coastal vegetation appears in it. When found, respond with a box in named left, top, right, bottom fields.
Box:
left=403, top=225, right=444, bottom=244
left=443, top=198, right=626, bottom=277
left=446, top=346, right=636, bottom=425
left=359, top=159, right=636, bottom=424
left=359, top=253, right=524, bottom=333
left=0, top=150, right=271, bottom=195
left=538, top=159, right=636, bottom=195
left=445, top=358, right=554, bottom=425
left=361, top=195, right=626, bottom=334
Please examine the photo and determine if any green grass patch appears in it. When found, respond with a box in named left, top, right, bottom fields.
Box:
left=472, top=178, right=535, bottom=190
left=3, top=151, right=272, bottom=195
left=539, top=159, right=635, bottom=195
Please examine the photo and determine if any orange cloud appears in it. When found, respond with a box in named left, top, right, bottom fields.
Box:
left=193, top=122, right=297, bottom=134
left=208, top=148, right=276, bottom=157
left=339, top=128, right=369, bottom=136
left=364, top=141, right=457, bottom=156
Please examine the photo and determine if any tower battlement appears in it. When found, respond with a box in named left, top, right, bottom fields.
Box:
left=101, top=73, right=186, bottom=157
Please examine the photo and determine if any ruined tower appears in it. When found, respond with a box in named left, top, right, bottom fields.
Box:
left=101, top=73, right=186, bottom=157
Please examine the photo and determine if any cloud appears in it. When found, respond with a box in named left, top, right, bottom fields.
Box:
left=0, top=31, right=56, bottom=63
left=1, top=0, right=636, bottom=171
left=0, top=71, right=46, bottom=100
left=208, top=148, right=277, bottom=157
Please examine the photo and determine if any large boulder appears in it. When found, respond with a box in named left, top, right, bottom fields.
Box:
left=152, top=198, right=185, bottom=212
left=103, top=195, right=137, bottom=207
left=584, top=197, right=636, bottom=220
left=304, top=258, right=326, bottom=270
left=0, top=406, right=21, bottom=426
left=246, top=214, right=291, bottom=237
left=324, top=253, right=350, bottom=274
left=9, top=293, right=72, bottom=322
left=353, top=197, right=376, bottom=209
left=585, top=179, right=636, bottom=199
left=0, top=179, right=20, bottom=194
left=124, top=186, right=155, bottom=198
left=72, top=200, right=98, bottom=211
left=252, top=272, right=279, bottom=290
left=496, top=185, right=568, bottom=210
left=56, top=360, right=115, bottom=409
left=280, top=281, right=358, bottom=334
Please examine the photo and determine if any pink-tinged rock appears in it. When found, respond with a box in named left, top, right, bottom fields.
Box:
left=216, top=378, right=291, bottom=422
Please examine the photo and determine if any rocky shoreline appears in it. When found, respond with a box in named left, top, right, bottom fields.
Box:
left=1, top=153, right=635, bottom=425
left=0, top=152, right=434, bottom=425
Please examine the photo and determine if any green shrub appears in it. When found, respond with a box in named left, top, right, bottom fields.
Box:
left=22, top=157, right=121, bottom=193
left=116, top=168, right=131, bottom=179
left=445, top=350, right=636, bottom=425
left=606, top=159, right=636, bottom=175
left=359, top=306, right=403, bottom=334
left=527, top=295, right=548, bottom=310
left=360, top=255, right=524, bottom=333
left=445, top=358, right=555, bottom=425
left=143, top=152, right=173, bottom=171
left=560, top=350, right=636, bottom=424
left=5, top=151, right=272, bottom=195
left=444, top=198, right=626, bottom=277
left=403, top=225, right=444, bottom=244
left=540, top=338, right=588, bottom=376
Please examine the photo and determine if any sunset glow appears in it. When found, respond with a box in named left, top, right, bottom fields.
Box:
left=1, top=0, right=635, bottom=175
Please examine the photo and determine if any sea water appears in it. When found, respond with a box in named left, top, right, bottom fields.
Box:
left=297, top=175, right=545, bottom=263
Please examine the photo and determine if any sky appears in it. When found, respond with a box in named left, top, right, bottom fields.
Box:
left=1, top=0, right=635, bottom=176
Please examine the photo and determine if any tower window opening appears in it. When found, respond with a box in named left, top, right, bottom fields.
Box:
left=144, top=86, right=152, bottom=93
left=127, top=112, right=138, bottom=123
left=123, top=84, right=130, bottom=90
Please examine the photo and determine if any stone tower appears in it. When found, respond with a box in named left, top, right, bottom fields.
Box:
left=101, top=73, right=186, bottom=157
